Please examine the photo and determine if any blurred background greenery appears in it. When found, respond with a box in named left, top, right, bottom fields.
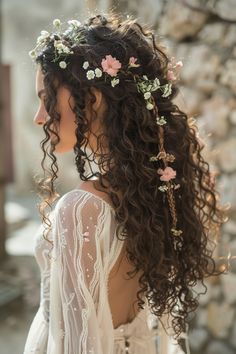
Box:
left=1, top=0, right=236, bottom=353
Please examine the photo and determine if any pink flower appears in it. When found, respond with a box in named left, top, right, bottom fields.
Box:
left=167, top=59, right=183, bottom=82
left=157, top=166, right=176, bottom=182
left=167, top=70, right=176, bottom=81
left=101, top=55, right=122, bottom=77
left=129, top=57, right=140, bottom=67
left=175, top=61, right=183, bottom=69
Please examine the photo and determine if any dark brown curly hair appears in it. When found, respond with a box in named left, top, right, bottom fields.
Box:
left=34, top=13, right=228, bottom=339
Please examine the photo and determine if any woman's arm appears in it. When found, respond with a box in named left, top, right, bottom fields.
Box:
left=46, top=190, right=110, bottom=354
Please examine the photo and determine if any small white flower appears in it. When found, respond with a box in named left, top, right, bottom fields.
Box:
left=60, top=46, right=71, bottom=54
left=54, top=40, right=62, bottom=49
left=162, top=83, right=172, bottom=97
left=65, top=46, right=72, bottom=54
left=95, top=68, right=102, bottom=78
left=146, top=102, right=154, bottom=110
left=56, top=44, right=65, bottom=53
left=83, top=61, right=89, bottom=70
left=146, top=84, right=156, bottom=91
left=86, top=70, right=95, bottom=80
left=171, top=228, right=183, bottom=236
left=156, top=116, right=167, bottom=125
left=53, top=19, right=61, bottom=28
left=158, top=185, right=168, bottom=192
left=152, top=78, right=160, bottom=90
left=29, top=50, right=36, bottom=59
left=68, top=20, right=81, bottom=27
left=149, top=156, right=158, bottom=162
left=142, top=75, right=148, bottom=80
left=37, top=34, right=49, bottom=44
left=144, top=92, right=151, bottom=100
left=111, top=78, right=119, bottom=87
left=59, top=61, right=67, bottom=69
left=40, top=30, right=50, bottom=38
left=146, top=84, right=153, bottom=92
left=54, top=40, right=72, bottom=55
left=57, top=43, right=65, bottom=50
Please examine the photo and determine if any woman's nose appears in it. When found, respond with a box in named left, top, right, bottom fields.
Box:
left=34, top=107, right=47, bottom=125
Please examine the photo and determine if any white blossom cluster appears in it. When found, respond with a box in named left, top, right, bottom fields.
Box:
left=82, top=61, right=120, bottom=87
left=29, top=18, right=83, bottom=69
left=83, top=62, right=103, bottom=80
left=54, top=40, right=72, bottom=55
left=136, top=75, right=172, bottom=110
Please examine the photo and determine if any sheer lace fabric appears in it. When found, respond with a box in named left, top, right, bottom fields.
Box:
left=23, top=188, right=186, bottom=354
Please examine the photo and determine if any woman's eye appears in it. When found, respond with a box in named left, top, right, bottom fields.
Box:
left=38, top=96, right=46, bottom=104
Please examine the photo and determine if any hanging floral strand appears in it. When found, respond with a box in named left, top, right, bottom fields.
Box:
left=149, top=102, right=183, bottom=247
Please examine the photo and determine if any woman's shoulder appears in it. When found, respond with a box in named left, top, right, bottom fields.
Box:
left=54, top=186, right=115, bottom=215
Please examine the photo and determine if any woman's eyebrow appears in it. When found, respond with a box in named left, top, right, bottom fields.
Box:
left=37, top=89, right=46, bottom=98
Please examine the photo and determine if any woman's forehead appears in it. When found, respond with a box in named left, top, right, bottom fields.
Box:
left=35, top=67, right=44, bottom=94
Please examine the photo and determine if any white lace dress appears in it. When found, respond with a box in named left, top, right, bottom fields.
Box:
left=23, top=189, right=186, bottom=354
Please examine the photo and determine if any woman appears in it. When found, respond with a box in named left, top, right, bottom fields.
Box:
left=24, top=13, right=227, bottom=354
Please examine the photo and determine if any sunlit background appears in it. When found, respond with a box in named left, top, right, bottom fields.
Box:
left=1, top=0, right=236, bottom=353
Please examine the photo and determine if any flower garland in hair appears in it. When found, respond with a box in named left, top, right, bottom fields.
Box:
left=81, top=55, right=173, bottom=110
left=29, top=18, right=173, bottom=108
left=29, top=18, right=84, bottom=69
left=29, top=17, right=184, bottom=247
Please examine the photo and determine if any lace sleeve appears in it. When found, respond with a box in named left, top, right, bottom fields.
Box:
left=46, top=190, right=110, bottom=354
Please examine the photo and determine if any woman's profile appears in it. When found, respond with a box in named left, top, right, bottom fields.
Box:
left=23, top=13, right=227, bottom=354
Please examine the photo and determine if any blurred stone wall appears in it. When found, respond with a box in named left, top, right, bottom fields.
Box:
left=110, top=1, right=236, bottom=353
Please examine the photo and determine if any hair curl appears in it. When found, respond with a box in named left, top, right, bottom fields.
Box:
left=35, top=13, right=228, bottom=339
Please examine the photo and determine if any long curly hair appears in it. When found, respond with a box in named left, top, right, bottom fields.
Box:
left=34, top=13, right=228, bottom=338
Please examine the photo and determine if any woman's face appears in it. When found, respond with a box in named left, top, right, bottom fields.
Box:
left=34, top=67, right=77, bottom=153
left=34, top=66, right=107, bottom=155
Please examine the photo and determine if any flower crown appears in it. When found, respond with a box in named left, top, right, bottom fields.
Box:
left=29, top=18, right=182, bottom=110
left=29, top=18, right=184, bottom=248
